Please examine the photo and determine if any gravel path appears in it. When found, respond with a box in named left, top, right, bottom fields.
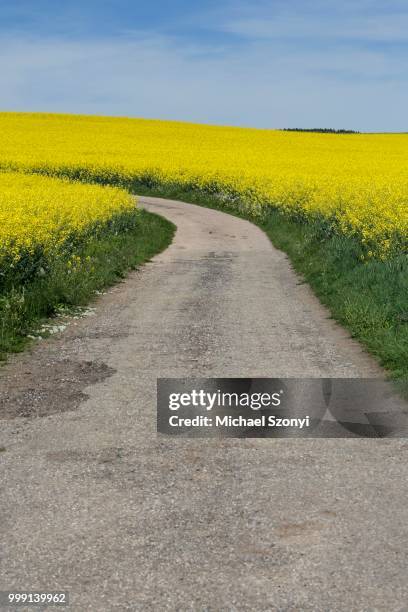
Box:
left=0, top=196, right=406, bottom=611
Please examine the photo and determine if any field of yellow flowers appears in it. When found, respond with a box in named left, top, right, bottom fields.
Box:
left=0, top=112, right=407, bottom=260
left=0, top=112, right=406, bottom=380
left=0, top=171, right=134, bottom=281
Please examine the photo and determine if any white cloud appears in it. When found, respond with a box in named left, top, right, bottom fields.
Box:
left=215, top=0, right=408, bottom=42
left=223, top=13, right=408, bottom=43
left=0, top=31, right=406, bottom=131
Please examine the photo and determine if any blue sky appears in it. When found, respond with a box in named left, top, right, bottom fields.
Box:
left=0, top=0, right=407, bottom=131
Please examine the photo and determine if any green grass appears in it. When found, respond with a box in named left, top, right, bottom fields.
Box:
left=0, top=208, right=175, bottom=358
left=133, top=182, right=408, bottom=391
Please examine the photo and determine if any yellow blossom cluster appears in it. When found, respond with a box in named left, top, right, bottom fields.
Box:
left=0, top=171, right=134, bottom=270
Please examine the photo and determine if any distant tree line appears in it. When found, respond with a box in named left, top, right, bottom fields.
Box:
left=283, top=128, right=360, bottom=134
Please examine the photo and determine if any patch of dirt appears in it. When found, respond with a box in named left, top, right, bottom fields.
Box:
left=46, top=446, right=125, bottom=464
left=276, top=519, right=324, bottom=544
left=0, top=358, right=115, bottom=419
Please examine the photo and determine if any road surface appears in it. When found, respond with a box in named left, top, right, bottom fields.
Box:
left=0, top=196, right=407, bottom=611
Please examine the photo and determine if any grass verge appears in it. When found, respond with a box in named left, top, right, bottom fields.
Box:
left=0, top=208, right=175, bottom=358
left=134, top=182, right=408, bottom=392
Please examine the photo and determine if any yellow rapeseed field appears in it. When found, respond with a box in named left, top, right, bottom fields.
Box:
left=0, top=171, right=134, bottom=271
left=0, top=112, right=407, bottom=260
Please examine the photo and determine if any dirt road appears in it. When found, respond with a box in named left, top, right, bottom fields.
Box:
left=0, top=196, right=407, bottom=611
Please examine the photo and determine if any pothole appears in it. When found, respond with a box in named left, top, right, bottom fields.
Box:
left=0, top=359, right=116, bottom=419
